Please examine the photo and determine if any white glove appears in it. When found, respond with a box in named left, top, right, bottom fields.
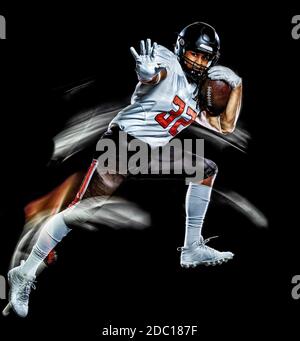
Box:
left=130, top=39, right=166, bottom=81
left=208, top=65, right=242, bottom=88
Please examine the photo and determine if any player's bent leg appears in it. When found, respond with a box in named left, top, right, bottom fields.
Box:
left=4, top=127, right=130, bottom=317
left=5, top=159, right=125, bottom=318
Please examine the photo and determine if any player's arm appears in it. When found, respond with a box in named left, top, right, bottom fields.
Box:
left=130, top=39, right=167, bottom=85
left=219, top=84, right=242, bottom=133
left=208, top=65, right=242, bottom=134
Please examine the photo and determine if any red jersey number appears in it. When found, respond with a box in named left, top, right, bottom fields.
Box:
left=155, top=96, right=197, bottom=136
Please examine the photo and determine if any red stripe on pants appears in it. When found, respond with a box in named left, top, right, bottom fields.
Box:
left=68, top=159, right=98, bottom=207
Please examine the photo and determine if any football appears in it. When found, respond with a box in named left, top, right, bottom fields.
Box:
left=200, top=78, right=232, bottom=116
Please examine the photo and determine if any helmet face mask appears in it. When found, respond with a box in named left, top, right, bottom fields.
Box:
left=182, top=52, right=212, bottom=82
left=175, top=22, right=220, bottom=83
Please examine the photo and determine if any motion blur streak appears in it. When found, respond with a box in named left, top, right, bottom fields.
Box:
left=215, top=188, right=268, bottom=228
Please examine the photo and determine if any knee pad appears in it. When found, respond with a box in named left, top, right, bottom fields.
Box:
left=204, top=158, right=218, bottom=178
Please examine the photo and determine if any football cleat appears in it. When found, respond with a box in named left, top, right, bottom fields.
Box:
left=178, top=236, right=234, bottom=268
left=4, top=260, right=36, bottom=318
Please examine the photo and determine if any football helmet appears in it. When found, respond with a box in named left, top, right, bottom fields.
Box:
left=174, top=22, right=220, bottom=82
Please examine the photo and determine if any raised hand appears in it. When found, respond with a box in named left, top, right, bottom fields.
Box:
left=130, top=39, right=166, bottom=81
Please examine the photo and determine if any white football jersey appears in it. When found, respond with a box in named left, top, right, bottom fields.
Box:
left=109, top=45, right=205, bottom=147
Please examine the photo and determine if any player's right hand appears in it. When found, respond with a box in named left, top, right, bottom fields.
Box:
left=130, top=39, right=166, bottom=82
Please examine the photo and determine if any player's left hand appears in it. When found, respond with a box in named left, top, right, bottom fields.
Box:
left=208, top=65, right=242, bottom=88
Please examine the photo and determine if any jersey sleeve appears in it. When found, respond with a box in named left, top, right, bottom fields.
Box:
left=154, top=45, right=182, bottom=75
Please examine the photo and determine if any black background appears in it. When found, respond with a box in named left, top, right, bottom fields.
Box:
left=0, top=2, right=299, bottom=338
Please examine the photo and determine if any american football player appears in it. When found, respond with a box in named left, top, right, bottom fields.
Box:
left=4, top=22, right=242, bottom=317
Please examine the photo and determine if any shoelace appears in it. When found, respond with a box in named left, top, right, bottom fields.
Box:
left=177, top=236, right=219, bottom=251
left=18, top=279, right=36, bottom=303
left=195, top=236, right=219, bottom=247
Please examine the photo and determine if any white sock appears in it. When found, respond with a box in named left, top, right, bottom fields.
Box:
left=184, top=182, right=212, bottom=248
left=20, top=212, right=71, bottom=277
